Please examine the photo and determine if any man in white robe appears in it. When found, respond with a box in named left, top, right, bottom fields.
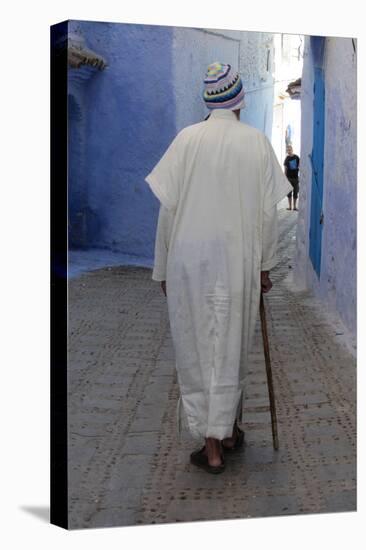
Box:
left=145, top=62, right=292, bottom=473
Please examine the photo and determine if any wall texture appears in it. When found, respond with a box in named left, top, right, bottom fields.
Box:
left=239, top=31, right=274, bottom=138
left=67, top=21, right=275, bottom=266
left=295, top=36, right=357, bottom=336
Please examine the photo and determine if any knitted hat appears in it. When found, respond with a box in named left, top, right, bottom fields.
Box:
left=203, top=62, right=245, bottom=110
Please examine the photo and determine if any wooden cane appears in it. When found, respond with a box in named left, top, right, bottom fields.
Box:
left=259, top=293, right=279, bottom=451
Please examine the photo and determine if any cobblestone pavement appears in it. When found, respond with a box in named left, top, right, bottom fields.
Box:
left=68, top=207, right=356, bottom=529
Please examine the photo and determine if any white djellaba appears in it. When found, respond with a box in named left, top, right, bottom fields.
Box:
left=145, top=72, right=291, bottom=442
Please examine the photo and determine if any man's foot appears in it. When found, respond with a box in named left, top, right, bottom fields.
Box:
left=222, top=422, right=245, bottom=451
left=286, top=207, right=292, bottom=210
left=293, top=207, right=298, bottom=211
left=205, top=437, right=224, bottom=467
left=190, top=445, right=225, bottom=474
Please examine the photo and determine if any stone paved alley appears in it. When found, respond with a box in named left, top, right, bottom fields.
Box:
left=68, top=206, right=356, bottom=529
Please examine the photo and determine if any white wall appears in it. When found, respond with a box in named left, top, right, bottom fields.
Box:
left=271, top=34, right=303, bottom=165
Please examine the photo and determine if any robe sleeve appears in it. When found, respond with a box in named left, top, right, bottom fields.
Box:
left=145, top=132, right=184, bottom=211
left=152, top=205, right=175, bottom=281
left=263, top=137, right=293, bottom=212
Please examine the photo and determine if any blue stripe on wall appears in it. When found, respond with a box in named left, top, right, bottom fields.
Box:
left=309, top=37, right=325, bottom=277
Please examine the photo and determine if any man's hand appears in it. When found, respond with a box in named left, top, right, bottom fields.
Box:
left=261, top=271, right=273, bottom=293
left=161, top=281, right=167, bottom=297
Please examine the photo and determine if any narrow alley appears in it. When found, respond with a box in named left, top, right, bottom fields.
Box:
left=67, top=205, right=356, bottom=529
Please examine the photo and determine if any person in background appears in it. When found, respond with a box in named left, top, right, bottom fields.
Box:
left=284, top=145, right=300, bottom=211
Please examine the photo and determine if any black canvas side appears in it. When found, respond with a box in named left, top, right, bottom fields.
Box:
left=50, top=20, right=69, bottom=530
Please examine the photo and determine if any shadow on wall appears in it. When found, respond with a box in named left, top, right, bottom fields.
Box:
left=68, top=93, right=101, bottom=249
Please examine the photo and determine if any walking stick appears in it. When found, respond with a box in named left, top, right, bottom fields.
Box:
left=259, top=293, right=279, bottom=451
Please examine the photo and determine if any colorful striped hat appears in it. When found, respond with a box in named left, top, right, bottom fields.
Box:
left=203, top=62, right=245, bottom=110
left=203, top=61, right=244, bottom=111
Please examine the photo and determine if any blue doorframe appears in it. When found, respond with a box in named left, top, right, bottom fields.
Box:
left=309, top=37, right=326, bottom=277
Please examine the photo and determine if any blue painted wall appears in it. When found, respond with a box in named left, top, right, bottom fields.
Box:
left=321, top=37, right=357, bottom=336
left=295, top=36, right=357, bottom=339
left=68, top=20, right=176, bottom=261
